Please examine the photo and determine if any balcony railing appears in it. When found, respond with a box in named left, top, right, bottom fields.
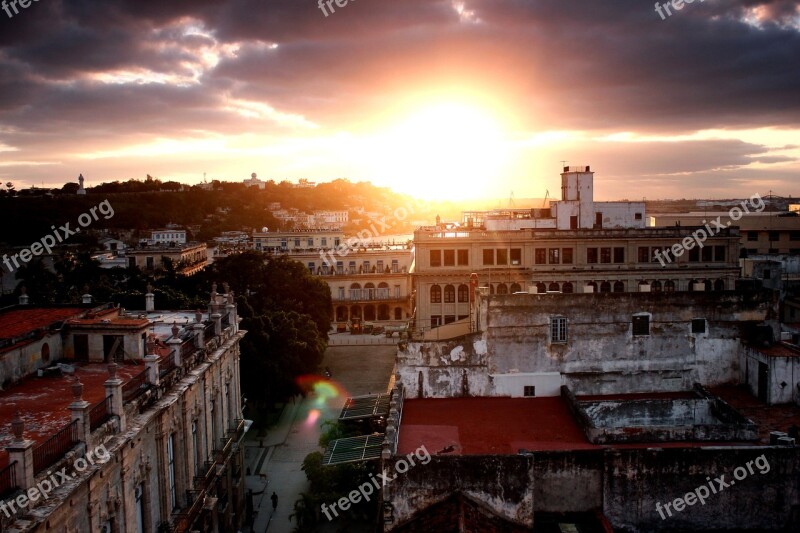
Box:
left=203, top=322, right=215, bottom=341
left=122, top=369, right=149, bottom=402
left=0, top=461, right=18, bottom=499
left=159, top=352, right=178, bottom=378
left=33, top=419, right=79, bottom=474
left=89, top=394, right=113, bottom=431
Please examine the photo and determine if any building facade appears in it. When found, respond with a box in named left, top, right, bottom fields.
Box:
left=0, top=288, right=247, bottom=532
left=413, top=168, right=740, bottom=331
left=127, top=242, right=208, bottom=276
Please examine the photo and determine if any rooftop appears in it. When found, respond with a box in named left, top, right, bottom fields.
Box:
left=0, top=307, right=87, bottom=341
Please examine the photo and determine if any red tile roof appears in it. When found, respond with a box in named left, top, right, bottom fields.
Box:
left=0, top=361, right=155, bottom=468
left=0, top=307, right=86, bottom=340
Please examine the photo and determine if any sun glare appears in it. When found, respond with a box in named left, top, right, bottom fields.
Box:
left=368, top=102, right=511, bottom=200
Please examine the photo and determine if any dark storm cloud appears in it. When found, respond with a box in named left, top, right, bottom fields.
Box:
left=0, top=0, right=798, bottom=185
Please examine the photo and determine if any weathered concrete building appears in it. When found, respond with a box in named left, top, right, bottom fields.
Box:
left=399, top=291, right=773, bottom=398
left=377, top=288, right=800, bottom=532
left=413, top=167, right=741, bottom=332
left=0, top=287, right=247, bottom=532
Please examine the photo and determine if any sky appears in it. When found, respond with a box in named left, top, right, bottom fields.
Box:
left=0, top=0, right=798, bottom=201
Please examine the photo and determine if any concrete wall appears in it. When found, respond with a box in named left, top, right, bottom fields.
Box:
left=0, top=333, right=64, bottom=387
left=398, top=293, right=770, bottom=398
left=741, top=344, right=800, bottom=405
left=385, top=447, right=800, bottom=532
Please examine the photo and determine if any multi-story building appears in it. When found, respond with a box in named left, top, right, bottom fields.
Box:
left=150, top=229, right=187, bottom=245
left=413, top=167, right=740, bottom=330
left=313, top=210, right=349, bottom=228
left=652, top=211, right=800, bottom=255
left=0, top=287, right=247, bottom=532
left=127, top=242, right=208, bottom=276
left=252, top=229, right=344, bottom=253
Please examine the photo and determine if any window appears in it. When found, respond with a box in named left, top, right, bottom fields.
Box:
left=600, top=281, right=611, bottom=293
left=562, top=282, right=574, bottom=293
left=635, top=213, right=643, bottom=220
left=510, top=248, right=522, bottom=265
left=692, top=319, right=706, bottom=334
left=294, top=238, right=300, bottom=247
left=613, top=281, right=625, bottom=292
left=570, top=216, right=578, bottom=229
left=548, top=282, right=560, bottom=292
left=363, top=260, right=371, bottom=272
left=600, top=247, right=611, bottom=264
left=550, top=317, right=568, bottom=343
left=391, top=259, right=399, bottom=273
left=336, top=261, right=344, bottom=275
left=714, top=246, right=726, bottom=261
left=536, top=282, right=547, bottom=294
left=496, top=283, right=508, bottom=295
left=664, top=280, right=675, bottom=292
left=496, top=249, right=508, bottom=265
left=638, top=247, right=650, bottom=263
left=377, top=260, right=384, bottom=272
left=562, top=248, right=574, bottom=264
left=747, top=232, right=759, bottom=241
left=595, top=212, right=603, bottom=228
left=510, top=283, right=522, bottom=293
left=430, top=250, right=441, bottom=267
left=523, top=386, right=536, bottom=397
left=307, top=262, right=315, bottom=272
left=482, top=249, right=494, bottom=265
left=349, top=261, right=357, bottom=274
left=431, top=316, right=442, bottom=327
left=444, top=285, right=456, bottom=303
left=167, top=434, right=177, bottom=509
left=430, top=285, right=442, bottom=303
left=701, top=246, right=713, bottom=262
left=791, top=231, right=800, bottom=241
left=308, top=238, right=314, bottom=247
left=769, top=231, right=780, bottom=241
left=545, top=248, right=558, bottom=264
left=651, top=280, right=662, bottom=292
left=458, top=284, right=469, bottom=303
left=632, top=315, right=650, bottom=336
left=587, top=248, right=598, bottom=264
left=613, top=247, right=625, bottom=263
left=322, top=238, right=328, bottom=246
left=688, top=247, right=700, bottom=262
left=535, top=249, right=547, bottom=265
left=338, top=287, right=345, bottom=300
left=41, top=343, right=50, bottom=363
left=457, top=250, right=469, bottom=265
left=444, top=250, right=455, bottom=266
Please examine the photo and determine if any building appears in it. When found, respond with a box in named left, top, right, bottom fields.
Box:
left=651, top=210, right=800, bottom=255
left=127, top=242, right=208, bottom=276
left=150, top=228, right=187, bottom=245
left=362, top=288, right=800, bottom=532
left=0, top=287, right=248, bottom=532
left=243, top=173, right=266, bottom=190
left=413, top=167, right=740, bottom=331
left=313, top=210, right=349, bottom=228
left=252, top=229, right=344, bottom=253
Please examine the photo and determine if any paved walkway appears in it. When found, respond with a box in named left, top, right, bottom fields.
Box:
left=242, top=344, right=397, bottom=532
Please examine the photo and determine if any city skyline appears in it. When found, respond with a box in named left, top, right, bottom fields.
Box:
left=0, top=0, right=798, bottom=200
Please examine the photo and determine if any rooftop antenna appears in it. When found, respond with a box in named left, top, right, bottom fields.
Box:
left=560, top=160, right=568, bottom=170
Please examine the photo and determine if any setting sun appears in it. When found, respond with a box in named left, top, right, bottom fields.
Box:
left=366, top=102, right=512, bottom=200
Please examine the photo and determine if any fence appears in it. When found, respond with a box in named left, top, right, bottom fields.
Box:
left=0, top=461, right=18, bottom=498
left=122, top=369, right=149, bottom=402
left=159, top=353, right=178, bottom=378
left=33, top=419, right=79, bottom=474
left=204, top=322, right=215, bottom=341
left=89, top=394, right=113, bottom=430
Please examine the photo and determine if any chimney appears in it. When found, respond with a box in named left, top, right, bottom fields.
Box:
left=145, top=283, right=155, bottom=312
left=19, top=286, right=29, bottom=305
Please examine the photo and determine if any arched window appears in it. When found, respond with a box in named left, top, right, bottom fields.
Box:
left=586, top=281, right=597, bottom=293
left=378, top=304, right=390, bottom=320
left=536, top=282, right=547, bottom=294
left=489, top=284, right=495, bottom=295
left=613, top=281, right=625, bottom=293
left=652, top=280, right=662, bottom=292
left=430, top=285, right=442, bottom=303
left=496, top=283, right=508, bottom=295
left=562, top=282, right=574, bottom=294
left=704, top=279, right=713, bottom=292
left=688, top=279, right=698, bottom=292
left=394, top=307, right=403, bottom=320
left=664, top=280, right=675, bottom=292
left=600, top=281, right=611, bottom=293
left=548, top=282, right=560, bottom=292
left=510, top=283, right=522, bottom=293
left=457, top=284, right=469, bottom=303
left=714, top=279, right=725, bottom=291
left=444, top=285, right=456, bottom=303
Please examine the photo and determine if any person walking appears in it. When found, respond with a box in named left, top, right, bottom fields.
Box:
left=271, top=492, right=278, bottom=512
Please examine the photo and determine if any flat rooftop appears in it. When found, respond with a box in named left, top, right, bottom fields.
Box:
left=0, top=361, right=147, bottom=468
left=397, top=396, right=764, bottom=456
left=0, top=307, right=86, bottom=346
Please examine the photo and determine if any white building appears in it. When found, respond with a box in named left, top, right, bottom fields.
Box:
left=243, top=172, right=266, bottom=189
left=151, top=229, right=187, bottom=245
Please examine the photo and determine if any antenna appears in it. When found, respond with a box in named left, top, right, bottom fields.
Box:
left=560, top=160, right=568, bottom=170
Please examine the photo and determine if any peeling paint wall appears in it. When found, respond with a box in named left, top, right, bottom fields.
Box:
left=398, top=293, right=770, bottom=398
